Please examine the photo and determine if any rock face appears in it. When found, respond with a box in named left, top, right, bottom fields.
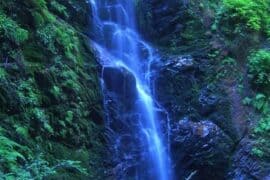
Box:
left=171, top=118, right=234, bottom=179
left=102, top=67, right=137, bottom=101
left=101, top=66, right=142, bottom=179
left=139, top=2, right=268, bottom=178
left=137, top=0, right=188, bottom=45
left=152, top=54, right=236, bottom=179
left=227, top=139, right=270, bottom=180
left=154, top=55, right=200, bottom=121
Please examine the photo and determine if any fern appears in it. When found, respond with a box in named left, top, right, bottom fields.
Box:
left=0, top=132, right=26, bottom=173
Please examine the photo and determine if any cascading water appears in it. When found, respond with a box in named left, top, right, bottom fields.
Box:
left=90, top=0, right=172, bottom=179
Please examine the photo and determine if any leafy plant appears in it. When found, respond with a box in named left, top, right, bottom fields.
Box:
left=37, top=24, right=57, bottom=53
left=0, top=128, right=27, bottom=173
left=248, top=49, right=270, bottom=92
left=50, top=1, right=69, bottom=18
left=17, top=78, right=41, bottom=106
left=252, top=115, right=270, bottom=159
left=0, top=68, right=6, bottom=78
left=0, top=11, right=29, bottom=45
left=1, top=152, right=88, bottom=179
left=221, top=0, right=270, bottom=33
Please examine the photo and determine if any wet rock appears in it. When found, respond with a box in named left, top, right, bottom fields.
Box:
left=137, top=0, right=188, bottom=44
left=154, top=55, right=200, bottom=120
left=162, top=55, right=194, bottom=72
left=103, top=67, right=138, bottom=100
left=198, top=86, right=219, bottom=116
left=171, top=118, right=234, bottom=179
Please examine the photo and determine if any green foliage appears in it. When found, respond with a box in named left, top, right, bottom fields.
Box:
left=30, top=108, right=54, bottom=134
left=65, top=111, right=74, bottom=123
left=50, top=85, right=62, bottom=97
left=0, top=0, right=104, bottom=178
left=255, top=115, right=270, bottom=134
left=28, top=0, right=56, bottom=24
left=218, top=0, right=270, bottom=36
left=15, top=125, right=30, bottom=139
left=53, top=160, right=88, bottom=175
left=0, top=68, right=6, bottom=78
left=50, top=1, right=69, bottom=18
left=244, top=94, right=269, bottom=114
left=61, top=69, right=81, bottom=92
left=253, top=94, right=269, bottom=114
left=17, top=78, right=41, bottom=107
left=37, top=24, right=57, bottom=53
left=252, top=115, right=270, bottom=159
left=248, top=50, right=270, bottom=92
left=0, top=128, right=26, bottom=173
left=55, top=23, right=82, bottom=62
left=251, top=147, right=264, bottom=158
left=216, top=57, right=239, bottom=79
left=0, top=11, right=29, bottom=45
left=31, top=108, right=47, bottom=122
left=37, top=22, right=83, bottom=62
left=1, top=152, right=88, bottom=179
left=28, top=0, right=47, bottom=9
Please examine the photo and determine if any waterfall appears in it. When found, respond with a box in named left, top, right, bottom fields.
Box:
left=90, top=1, right=172, bottom=179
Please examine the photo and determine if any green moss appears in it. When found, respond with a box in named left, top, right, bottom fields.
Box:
left=22, top=43, right=46, bottom=63
left=61, top=69, right=81, bottom=92
left=55, top=23, right=83, bottom=63
left=44, top=122, right=54, bottom=134
left=28, top=0, right=56, bottom=23
left=0, top=11, right=29, bottom=45
left=248, top=49, right=270, bottom=92
left=65, top=111, right=74, bottom=123
left=17, top=78, right=41, bottom=107
left=252, top=115, right=270, bottom=159
left=0, top=128, right=26, bottom=173
left=37, top=24, right=57, bottom=54
left=32, top=11, right=45, bottom=27
left=15, top=125, right=30, bottom=139
left=251, top=147, right=264, bottom=158
left=216, top=0, right=270, bottom=37
left=50, top=1, right=69, bottom=18
left=28, top=0, right=47, bottom=9
left=50, top=85, right=61, bottom=97
left=0, top=0, right=104, bottom=178
left=245, top=50, right=270, bottom=158
left=216, top=57, right=238, bottom=79
left=36, top=21, right=83, bottom=63
left=31, top=108, right=47, bottom=122
left=0, top=68, right=7, bottom=78
left=255, top=116, right=270, bottom=134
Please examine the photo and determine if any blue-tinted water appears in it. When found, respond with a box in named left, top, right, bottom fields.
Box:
left=90, top=0, right=171, bottom=179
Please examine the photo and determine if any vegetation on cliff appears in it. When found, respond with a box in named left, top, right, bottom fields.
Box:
left=0, top=0, right=105, bottom=179
left=137, top=0, right=270, bottom=178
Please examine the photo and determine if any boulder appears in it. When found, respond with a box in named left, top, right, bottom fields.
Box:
left=171, top=118, right=234, bottom=179
left=102, top=66, right=138, bottom=101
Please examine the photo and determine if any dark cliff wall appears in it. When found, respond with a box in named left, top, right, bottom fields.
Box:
left=137, top=0, right=270, bottom=179
left=0, top=0, right=105, bottom=179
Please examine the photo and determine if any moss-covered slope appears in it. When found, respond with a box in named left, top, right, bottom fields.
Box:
left=0, top=0, right=105, bottom=179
